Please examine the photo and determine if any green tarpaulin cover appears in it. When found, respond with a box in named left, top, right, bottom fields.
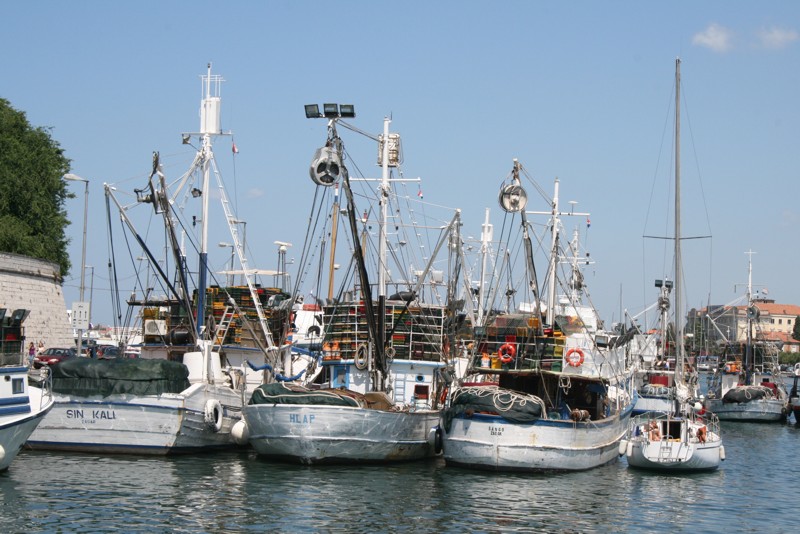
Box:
left=249, top=382, right=361, bottom=407
left=51, top=358, right=191, bottom=397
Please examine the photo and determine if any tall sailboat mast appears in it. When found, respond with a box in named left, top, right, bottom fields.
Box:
left=674, top=57, right=685, bottom=386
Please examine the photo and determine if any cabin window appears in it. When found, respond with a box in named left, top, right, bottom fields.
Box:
left=12, top=377, right=24, bottom=394
left=414, top=384, right=429, bottom=400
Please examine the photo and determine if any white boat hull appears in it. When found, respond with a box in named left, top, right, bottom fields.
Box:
left=442, top=406, right=632, bottom=472
left=1, top=385, right=54, bottom=471
left=27, top=384, right=242, bottom=454
left=704, top=398, right=786, bottom=422
left=626, top=437, right=722, bottom=470
left=243, top=403, right=442, bottom=464
left=623, top=411, right=724, bottom=471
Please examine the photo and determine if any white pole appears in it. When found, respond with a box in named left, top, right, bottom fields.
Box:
left=64, top=174, right=89, bottom=352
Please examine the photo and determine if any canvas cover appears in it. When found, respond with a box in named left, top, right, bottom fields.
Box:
left=249, top=382, right=362, bottom=407
left=443, top=387, right=543, bottom=431
left=51, top=358, right=191, bottom=397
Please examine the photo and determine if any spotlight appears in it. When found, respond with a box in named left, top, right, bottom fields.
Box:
left=339, top=104, right=355, bottom=118
left=304, top=104, right=321, bottom=119
left=309, top=146, right=342, bottom=186
left=498, top=183, right=527, bottom=213
left=323, top=103, right=339, bottom=118
left=191, top=188, right=202, bottom=198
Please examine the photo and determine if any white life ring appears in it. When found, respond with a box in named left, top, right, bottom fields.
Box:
left=204, top=399, right=223, bottom=432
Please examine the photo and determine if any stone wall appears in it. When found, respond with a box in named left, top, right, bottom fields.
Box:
left=0, top=252, right=74, bottom=349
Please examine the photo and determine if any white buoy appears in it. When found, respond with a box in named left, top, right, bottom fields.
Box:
left=626, top=440, right=634, bottom=457
left=618, top=439, right=628, bottom=456
left=719, top=445, right=726, bottom=461
left=0, top=444, right=5, bottom=464
left=231, top=419, right=250, bottom=446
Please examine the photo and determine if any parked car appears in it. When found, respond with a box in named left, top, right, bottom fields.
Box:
left=97, top=346, right=122, bottom=359
left=33, top=347, right=77, bottom=368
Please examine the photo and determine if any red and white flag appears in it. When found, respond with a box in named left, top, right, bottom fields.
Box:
left=417, top=188, right=423, bottom=199
left=232, top=141, right=239, bottom=154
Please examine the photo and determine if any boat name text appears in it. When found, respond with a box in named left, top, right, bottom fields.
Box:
left=289, top=413, right=315, bottom=424
left=66, top=409, right=117, bottom=423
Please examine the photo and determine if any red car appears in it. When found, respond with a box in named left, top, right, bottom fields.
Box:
left=33, top=347, right=77, bottom=368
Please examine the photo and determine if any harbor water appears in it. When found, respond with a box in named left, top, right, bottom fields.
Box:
left=2, top=416, right=798, bottom=533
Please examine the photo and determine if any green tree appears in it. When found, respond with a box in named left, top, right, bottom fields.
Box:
left=0, top=98, right=72, bottom=276
left=792, top=315, right=800, bottom=342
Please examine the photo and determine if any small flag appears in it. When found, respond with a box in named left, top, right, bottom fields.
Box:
left=232, top=141, right=239, bottom=154
left=418, top=188, right=423, bottom=199
left=586, top=217, right=591, bottom=228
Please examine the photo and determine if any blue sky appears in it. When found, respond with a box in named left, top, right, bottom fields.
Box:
left=3, top=1, right=799, bottom=329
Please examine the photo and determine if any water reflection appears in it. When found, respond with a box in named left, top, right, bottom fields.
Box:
left=2, top=420, right=798, bottom=532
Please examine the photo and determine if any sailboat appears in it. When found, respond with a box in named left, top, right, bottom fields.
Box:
left=1, top=309, right=53, bottom=470
left=27, top=65, right=285, bottom=454
left=441, top=160, right=635, bottom=472
left=703, top=253, right=789, bottom=422
left=242, top=110, right=459, bottom=463
left=622, top=58, right=724, bottom=471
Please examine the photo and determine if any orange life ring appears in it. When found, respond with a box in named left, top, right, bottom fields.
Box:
left=498, top=343, right=516, bottom=364
left=566, top=348, right=585, bottom=367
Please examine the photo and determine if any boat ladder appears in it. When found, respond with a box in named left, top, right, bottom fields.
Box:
left=394, top=378, right=406, bottom=404
left=213, top=306, right=236, bottom=351
left=655, top=438, right=688, bottom=463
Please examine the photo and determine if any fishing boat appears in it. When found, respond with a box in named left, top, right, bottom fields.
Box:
left=27, top=65, right=287, bottom=454
left=703, top=254, right=789, bottom=422
left=0, top=308, right=53, bottom=470
left=242, top=110, right=461, bottom=464
left=441, top=160, right=634, bottom=472
left=622, top=58, right=723, bottom=471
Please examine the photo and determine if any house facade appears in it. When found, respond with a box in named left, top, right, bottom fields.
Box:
left=688, top=299, right=800, bottom=354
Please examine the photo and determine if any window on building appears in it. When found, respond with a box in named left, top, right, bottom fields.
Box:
left=779, top=319, right=783, bottom=325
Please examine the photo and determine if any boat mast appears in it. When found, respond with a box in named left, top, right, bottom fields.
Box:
left=526, top=177, right=590, bottom=326
left=477, top=208, right=492, bottom=326
left=327, top=185, right=340, bottom=301
left=376, top=118, right=390, bottom=380
left=510, top=160, right=543, bottom=333
left=745, top=249, right=755, bottom=382
left=674, top=57, right=685, bottom=387
left=195, top=63, right=223, bottom=341
left=545, top=179, right=560, bottom=326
